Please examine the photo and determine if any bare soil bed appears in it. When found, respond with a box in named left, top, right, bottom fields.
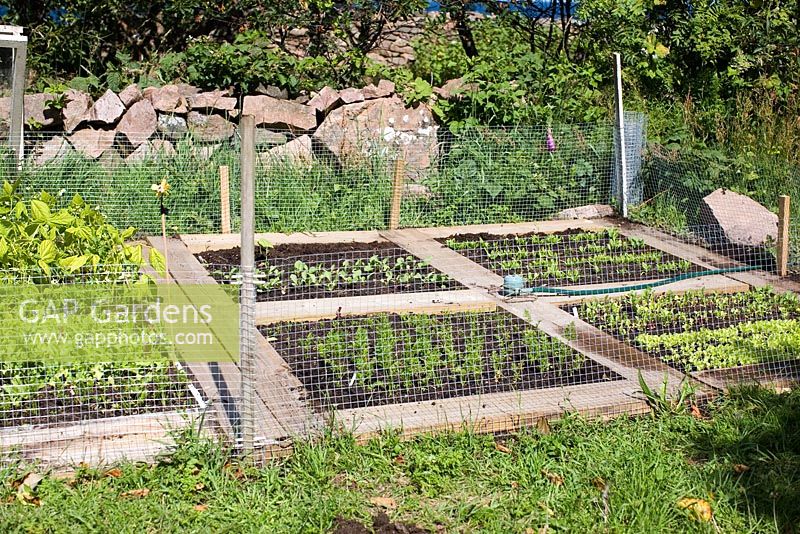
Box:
left=441, top=228, right=703, bottom=287
left=196, top=242, right=462, bottom=301
left=262, top=310, right=622, bottom=411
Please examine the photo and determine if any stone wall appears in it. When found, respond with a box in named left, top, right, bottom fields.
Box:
left=279, top=13, right=457, bottom=67
left=4, top=79, right=471, bottom=179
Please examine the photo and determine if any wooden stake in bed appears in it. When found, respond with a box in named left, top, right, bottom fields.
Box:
left=220, top=165, right=231, bottom=234
left=777, top=195, right=791, bottom=277
left=389, top=157, right=406, bottom=230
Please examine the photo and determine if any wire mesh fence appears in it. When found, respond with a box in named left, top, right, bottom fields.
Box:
left=2, top=113, right=800, bottom=466
left=0, top=267, right=235, bottom=465
left=6, top=120, right=622, bottom=236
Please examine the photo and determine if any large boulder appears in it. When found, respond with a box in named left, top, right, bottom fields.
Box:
left=144, top=84, right=199, bottom=113
left=23, top=93, right=60, bottom=128
left=699, top=188, right=778, bottom=247
left=118, top=84, right=143, bottom=108
left=188, top=90, right=237, bottom=112
left=116, top=100, right=157, bottom=147
left=69, top=129, right=116, bottom=159
left=339, top=88, right=365, bottom=104
left=363, top=80, right=395, bottom=100
left=157, top=114, right=188, bottom=139
left=33, top=136, right=71, bottom=166
left=88, top=90, right=125, bottom=125
left=62, top=89, right=92, bottom=131
left=261, top=135, right=313, bottom=168
left=308, top=86, right=341, bottom=115
left=255, top=129, right=289, bottom=147
left=242, top=95, right=316, bottom=132
left=313, top=96, right=438, bottom=172
left=126, top=139, right=176, bottom=163
left=187, top=111, right=235, bottom=142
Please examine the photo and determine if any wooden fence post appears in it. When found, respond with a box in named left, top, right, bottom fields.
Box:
left=219, top=165, right=231, bottom=234
left=777, top=195, right=790, bottom=276
left=389, top=158, right=406, bottom=230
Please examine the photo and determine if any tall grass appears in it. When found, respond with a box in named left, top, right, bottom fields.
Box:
left=3, top=124, right=616, bottom=235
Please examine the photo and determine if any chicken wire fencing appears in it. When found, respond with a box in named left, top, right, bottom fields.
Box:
left=629, top=143, right=800, bottom=270
left=0, top=266, right=244, bottom=466
left=3, top=111, right=800, bottom=466
left=4, top=118, right=635, bottom=237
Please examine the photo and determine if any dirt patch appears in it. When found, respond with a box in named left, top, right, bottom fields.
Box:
left=441, top=229, right=703, bottom=287
left=197, top=242, right=462, bottom=301
left=262, top=310, right=622, bottom=411
left=333, top=513, right=431, bottom=534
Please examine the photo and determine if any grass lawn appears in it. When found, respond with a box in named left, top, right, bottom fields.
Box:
left=0, top=386, right=797, bottom=533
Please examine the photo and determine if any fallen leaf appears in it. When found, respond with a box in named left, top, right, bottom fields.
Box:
left=733, top=464, right=750, bottom=474
left=677, top=498, right=713, bottom=522
left=537, top=501, right=555, bottom=516
left=495, top=442, right=512, bottom=454
left=536, top=418, right=551, bottom=434
left=690, top=405, right=703, bottom=419
left=591, top=477, right=607, bottom=490
left=225, top=462, right=247, bottom=480
left=51, top=471, right=77, bottom=486
left=105, top=468, right=123, bottom=479
left=541, top=470, right=564, bottom=486
left=120, top=488, right=150, bottom=499
left=370, top=496, right=397, bottom=509
left=194, top=482, right=205, bottom=491
left=393, top=455, right=405, bottom=465
left=193, top=504, right=208, bottom=512
left=511, top=481, right=520, bottom=489
left=16, top=473, right=44, bottom=506
left=20, top=473, right=44, bottom=491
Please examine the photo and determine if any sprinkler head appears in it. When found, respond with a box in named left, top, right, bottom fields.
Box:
left=500, top=274, right=525, bottom=296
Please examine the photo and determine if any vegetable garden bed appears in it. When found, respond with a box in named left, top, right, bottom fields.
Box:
left=0, top=361, right=193, bottom=429
left=197, top=241, right=461, bottom=301
left=262, top=310, right=622, bottom=411
left=441, top=228, right=703, bottom=287
left=571, top=287, right=800, bottom=373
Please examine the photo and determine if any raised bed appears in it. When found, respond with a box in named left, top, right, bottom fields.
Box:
left=261, top=310, right=623, bottom=411
left=441, top=228, right=703, bottom=287
left=571, top=287, right=800, bottom=378
left=0, top=361, right=193, bottom=429
left=196, top=241, right=462, bottom=301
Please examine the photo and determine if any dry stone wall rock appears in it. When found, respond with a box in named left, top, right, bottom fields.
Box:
left=242, top=95, right=316, bottom=132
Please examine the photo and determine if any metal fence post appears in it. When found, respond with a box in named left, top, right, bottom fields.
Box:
left=239, top=115, right=256, bottom=457
left=613, top=52, right=629, bottom=218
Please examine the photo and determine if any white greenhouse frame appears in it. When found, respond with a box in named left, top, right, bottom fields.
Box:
left=1, top=25, right=26, bottom=166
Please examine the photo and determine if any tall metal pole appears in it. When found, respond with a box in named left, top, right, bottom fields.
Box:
left=613, top=52, right=629, bottom=218
left=239, top=115, right=256, bottom=457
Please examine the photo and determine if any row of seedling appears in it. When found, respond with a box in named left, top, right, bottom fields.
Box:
left=209, top=254, right=456, bottom=298
left=264, top=311, right=619, bottom=410
left=573, top=287, right=800, bottom=372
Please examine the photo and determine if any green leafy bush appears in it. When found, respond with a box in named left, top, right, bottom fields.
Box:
left=0, top=181, right=157, bottom=280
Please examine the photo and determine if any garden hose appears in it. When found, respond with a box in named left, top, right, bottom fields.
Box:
left=499, top=265, right=762, bottom=297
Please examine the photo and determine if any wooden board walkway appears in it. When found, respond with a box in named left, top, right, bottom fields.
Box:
left=0, top=411, right=198, bottom=466
left=256, top=290, right=496, bottom=324
left=336, top=380, right=649, bottom=440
